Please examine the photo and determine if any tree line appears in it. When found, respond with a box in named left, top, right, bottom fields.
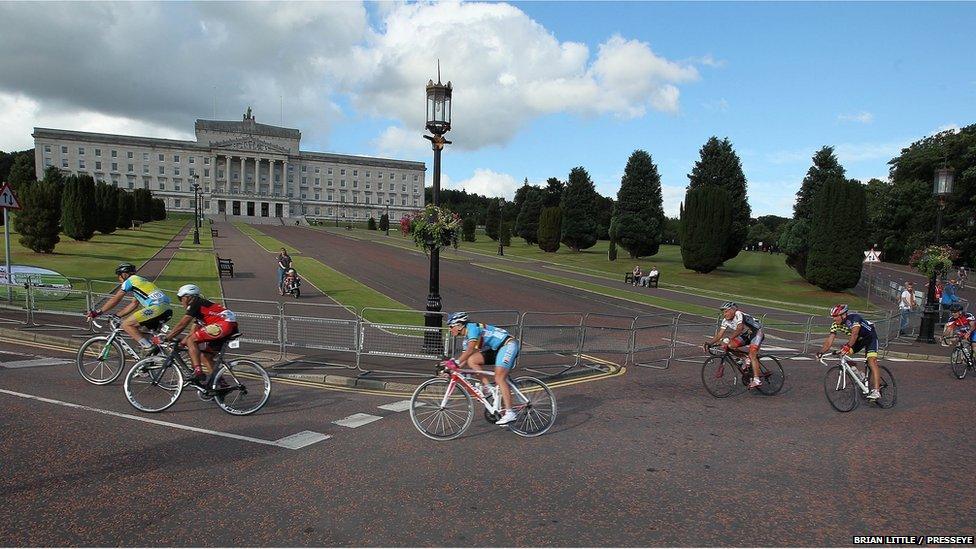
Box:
left=6, top=164, right=166, bottom=253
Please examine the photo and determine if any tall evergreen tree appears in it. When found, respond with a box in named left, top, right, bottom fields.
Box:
left=64, top=174, right=96, bottom=241
left=485, top=199, right=500, bottom=241
left=593, top=194, right=614, bottom=240
left=680, top=186, right=732, bottom=273
left=785, top=146, right=846, bottom=275
left=516, top=188, right=543, bottom=245
left=16, top=178, right=62, bottom=253
left=117, top=190, right=135, bottom=229
left=560, top=166, right=599, bottom=251
left=7, top=154, right=36, bottom=192
left=132, top=188, right=153, bottom=222
left=461, top=216, right=477, bottom=242
left=687, top=137, right=750, bottom=261
left=543, top=177, right=564, bottom=208
left=615, top=149, right=666, bottom=258
left=537, top=206, right=562, bottom=252
left=804, top=178, right=867, bottom=290
left=512, top=178, right=533, bottom=234
left=151, top=198, right=167, bottom=221
left=93, top=182, right=119, bottom=234
left=379, top=213, right=390, bottom=233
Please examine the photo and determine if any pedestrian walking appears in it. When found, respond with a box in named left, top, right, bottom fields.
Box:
left=898, top=282, right=916, bottom=336
left=276, top=248, right=292, bottom=295
left=959, top=266, right=968, bottom=289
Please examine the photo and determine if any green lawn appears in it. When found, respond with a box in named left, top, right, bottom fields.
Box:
left=1, top=219, right=187, bottom=285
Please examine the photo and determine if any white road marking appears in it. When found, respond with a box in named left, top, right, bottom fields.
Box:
left=333, top=413, right=383, bottom=428
left=0, top=389, right=327, bottom=450
left=274, top=430, right=332, bottom=449
left=2, top=358, right=72, bottom=368
left=377, top=400, right=414, bottom=412
left=886, top=357, right=913, bottom=362
left=789, top=357, right=813, bottom=361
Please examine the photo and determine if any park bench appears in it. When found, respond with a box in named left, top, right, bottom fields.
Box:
left=211, top=227, right=219, bottom=238
left=216, top=256, right=234, bottom=278
left=624, top=272, right=659, bottom=288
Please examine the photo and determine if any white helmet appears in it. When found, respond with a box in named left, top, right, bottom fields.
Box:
left=177, top=284, right=201, bottom=298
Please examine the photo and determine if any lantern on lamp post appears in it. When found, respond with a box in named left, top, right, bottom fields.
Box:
left=422, top=65, right=452, bottom=352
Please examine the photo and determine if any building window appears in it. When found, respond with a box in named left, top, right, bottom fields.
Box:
left=112, top=162, right=118, bottom=172
left=188, top=156, right=194, bottom=164
left=301, top=193, right=306, bottom=199
left=327, top=179, right=333, bottom=187
left=315, top=207, right=320, bottom=215
left=188, top=168, right=195, bottom=176
left=314, top=193, right=320, bottom=200
left=158, top=154, right=164, bottom=162
left=128, top=180, right=134, bottom=189
left=301, top=165, right=307, bottom=172
left=378, top=182, right=383, bottom=190
left=78, top=159, right=86, bottom=169
left=314, top=177, right=320, bottom=186
left=61, top=146, right=68, bottom=154
left=126, top=164, right=133, bottom=173
left=340, top=169, right=345, bottom=175
left=158, top=166, right=165, bottom=175
left=95, top=149, right=101, bottom=157
left=413, top=186, right=418, bottom=194
left=95, top=161, right=102, bottom=170
left=378, top=173, right=383, bottom=179
left=353, top=170, right=358, bottom=176
left=327, top=167, right=333, bottom=175
left=314, top=167, right=320, bottom=174
left=174, top=167, right=181, bottom=176
left=353, top=181, right=358, bottom=188
left=204, top=169, right=210, bottom=177
left=143, top=165, right=149, bottom=174
left=365, top=171, right=370, bottom=178
left=110, top=150, right=117, bottom=158
left=301, top=177, right=307, bottom=185
left=204, top=157, right=210, bottom=165
left=414, top=198, right=419, bottom=207
left=365, top=183, right=370, bottom=190
left=414, top=175, right=419, bottom=181
left=402, top=174, right=407, bottom=181
left=173, top=154, right=180, bottom=163
left=143, top=152, right=149, bottom=162
left=159, top=181, right=165, bottom=190
left=78, top=147, right=85, bottom=155
left=44, top=145, right=51, bottom=153
left=127, top=151, right=133, bottom=159
left=327, top=193, right=333, bottom=201
left=44, top=158, right=52, bottom=167
left=175, top=183, right=181, bottom=191
left=174, top=198, right=181, bottom=208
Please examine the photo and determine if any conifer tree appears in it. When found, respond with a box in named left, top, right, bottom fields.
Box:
left=680, top=186, right=731, bottom=273
left=7, top=154, right=36, bottom=192
left=94, top=182, right=119, bottom=234
left=462, top=216, right=477, bottom=242
left=61, top=174, right=96, bottom=241
left=379, top=213, right=389, bottom=233
left=16, top=178, right=62, bottom=253
left=485, top=199, right=500, bottom=241
left=687, top=137, right=750, bottom=261
left=560, top=166, right=599, bottom=251
left=116, top=190, right=135, bottom=229
left=785, top=146, right=846, bottom=276
left=516, top=188, right=543, bottom=245
left=804, top=178, right=867, bottom=290
left=537, top=206, right=562, bottom=252
left=615, top=150, right=665, bottom=258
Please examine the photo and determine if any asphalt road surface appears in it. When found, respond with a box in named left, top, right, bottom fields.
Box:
left=2, top=338, right=974, bottom=546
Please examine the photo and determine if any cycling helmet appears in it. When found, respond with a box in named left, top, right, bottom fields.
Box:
left=949, top=303, right=964, bottom=313
left=115, top=262, right=137, bottom=276
left=720, top=301, right=737, bottom=311
left=829, top=304, right=849, bottom=317
left=447, top=312, right=468, bottom=326
left=177, top=284, right=201, bottom=298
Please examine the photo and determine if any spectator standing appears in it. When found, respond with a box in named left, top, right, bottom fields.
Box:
left=898, top=282, right=917, bottom=336
left=276, top=248, right=292, bottom=295
left=942, top=278, right=961, bottom=306
left=959, top=266, right=968, bottom=289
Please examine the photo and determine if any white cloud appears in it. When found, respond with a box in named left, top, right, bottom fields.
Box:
left=935, top=123, right=960, bottom=134
left=837, top=111, right=874, bottom=124
left=445, top=168, right=521, bottom=199
left=689, top=54, right=727, bottom=68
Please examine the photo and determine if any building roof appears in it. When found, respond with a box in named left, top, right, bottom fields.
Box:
left=195, top=119, right=301, bottom=140
left=32, top=127, right=205, bottom=150
left=299, top=150, right=426, bottom=171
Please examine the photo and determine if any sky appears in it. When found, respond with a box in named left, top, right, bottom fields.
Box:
left=1, top=1, right=974, bottom=217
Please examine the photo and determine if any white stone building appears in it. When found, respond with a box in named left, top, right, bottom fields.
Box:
left=32, top=109, right=426, bottom=221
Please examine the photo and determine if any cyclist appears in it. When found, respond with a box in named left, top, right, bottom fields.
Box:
left=943, top=304, right=975, bottom=353
left=86, top=263, right=172, bottom=356
left=162, top=284, right=239, bottom=385
left=447, top=312, right=520, bottom=426
left=704, top=301, right=765, bottom=388
left=818, top=304, right=882, bottom=400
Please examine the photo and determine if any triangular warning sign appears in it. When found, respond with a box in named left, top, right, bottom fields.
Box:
left=0, top=182, right=21, bottom=210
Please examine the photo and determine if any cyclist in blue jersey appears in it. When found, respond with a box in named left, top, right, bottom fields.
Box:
left=447, top=312, right=520, bottom=426
left=817, top=304, right=882, bottom=400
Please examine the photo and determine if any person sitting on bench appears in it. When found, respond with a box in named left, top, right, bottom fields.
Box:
left=640, top=266, right=659, bottom=287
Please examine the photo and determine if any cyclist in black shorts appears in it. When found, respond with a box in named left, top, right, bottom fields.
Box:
left=817, top=304, right=882, bottom=400
left=704, top=301, right=765, bottom=388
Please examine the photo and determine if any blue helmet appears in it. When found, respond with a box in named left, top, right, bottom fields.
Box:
left=447, top=312, right=468, bottom=326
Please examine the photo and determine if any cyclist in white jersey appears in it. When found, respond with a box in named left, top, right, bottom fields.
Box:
left=704, top=301, right=765, bottom=388
left=447, top=312, right=520, bottom=426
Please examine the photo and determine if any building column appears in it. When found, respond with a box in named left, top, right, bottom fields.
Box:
left=210, top=154, right=217, bottom=188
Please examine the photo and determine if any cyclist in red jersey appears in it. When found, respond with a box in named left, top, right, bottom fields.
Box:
left=162, top=284, right=239, bottom=382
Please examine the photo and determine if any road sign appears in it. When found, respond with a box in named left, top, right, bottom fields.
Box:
left=0, top=182, right=21, bottom=210
left=864, top=249, right=881, bottom=262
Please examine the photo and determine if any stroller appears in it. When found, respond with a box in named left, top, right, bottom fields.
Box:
left=281, top=269, right=301, bottom=298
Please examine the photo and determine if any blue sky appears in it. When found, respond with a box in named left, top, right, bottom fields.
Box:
left=1, top=1, right=973, bottom=217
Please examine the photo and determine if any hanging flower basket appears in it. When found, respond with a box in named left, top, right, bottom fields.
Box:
left=908, top=245, right=958, bottom=278
left=401, top=204, right=462, bottom=254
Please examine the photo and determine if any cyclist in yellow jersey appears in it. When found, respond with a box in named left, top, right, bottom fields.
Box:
left=86, top=263, right=173, bottom=356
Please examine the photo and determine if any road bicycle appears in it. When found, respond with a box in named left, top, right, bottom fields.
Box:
left=409, top=358, right=557, bottom=441
left=122, top=334, right=271, bottom=415
left=77, top=312, right=172, bottom=385
left=701, top=344, right=785, bottom=398
left=819, top=350, right=897, bottom=412
left=945, top=336, right=975, bottom=379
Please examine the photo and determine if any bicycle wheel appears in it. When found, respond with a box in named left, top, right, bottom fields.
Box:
left=701, top=356, right=738, bottom=398
left=124, top=357, right=183, bottom=413
left=507, top=376, right=557, bottom=437
left=409, top=378, right=473, bottom=441
left=755, top=355, right=785, bottom=396
left=823, top=366, right=858, bottom=412
left=875, top=365, right=897, bottom=409
left=950, top=348, right=968, bottom=379
left=77, top=336, right=126, bottom=385
left=213, top=359, right=271, bottom=415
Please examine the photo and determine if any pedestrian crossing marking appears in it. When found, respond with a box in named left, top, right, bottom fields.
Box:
left=333, top=413, right=383, bottom=428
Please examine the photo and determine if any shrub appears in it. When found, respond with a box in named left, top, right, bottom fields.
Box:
left=537, top=206, right=562, bottom=253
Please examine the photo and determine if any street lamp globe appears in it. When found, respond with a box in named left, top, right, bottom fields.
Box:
left=425, top=76, right=452, bottom=136
left=933, top=166, right=955, bottom=198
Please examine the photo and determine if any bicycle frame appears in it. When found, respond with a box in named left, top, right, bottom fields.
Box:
left=441, top=367, right=530, bottom=415
left=826, top=354, right=870, bottom=394
left=91, top=315, right=163, bottom=360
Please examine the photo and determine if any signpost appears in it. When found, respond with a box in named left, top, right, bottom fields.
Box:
left=863, top=247, right=881, bottom=306
left=0, top=182, right=23, bottom=302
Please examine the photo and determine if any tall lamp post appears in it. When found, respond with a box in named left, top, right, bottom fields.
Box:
left=191, top=175, right=201, bottom=245
left=916, top=164, right=955, bottom=343
left=422, top=68, right=452, bottom=351
left=385, top=198, right=391, bottom=236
